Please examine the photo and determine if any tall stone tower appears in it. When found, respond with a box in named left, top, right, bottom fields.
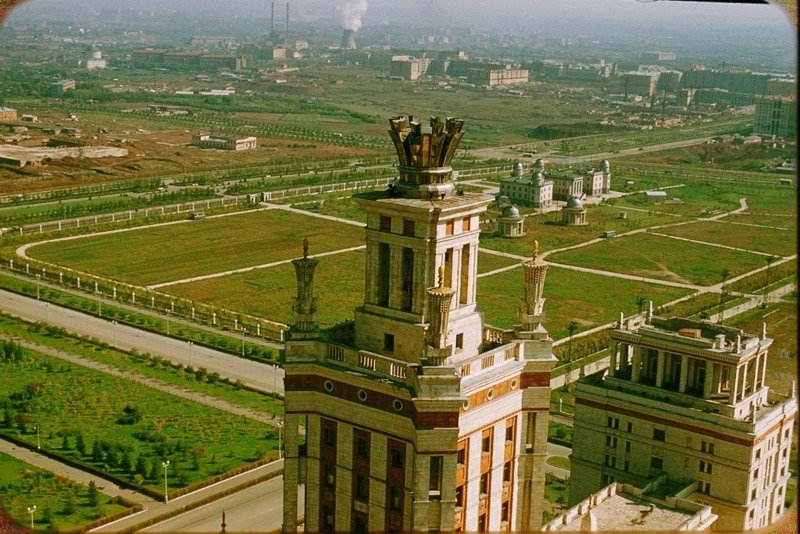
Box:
left=282, top=115, right=556, bottom=533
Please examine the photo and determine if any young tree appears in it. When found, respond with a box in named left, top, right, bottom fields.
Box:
left=563, top=321, right=580, bottom=390
left=76, top=432, right=86, bottom=457
left=718, top=268, right=731, bottom=322
left=635, top=296, right=647, bottom=315
left=87, top=480, right=99, bottom=507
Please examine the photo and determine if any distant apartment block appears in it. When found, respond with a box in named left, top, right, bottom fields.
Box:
left=467, top=66, right=529, bottom=87
left=570, top=311, right=797, bottom=532
left=0, top=107, right=17, bottom=121
left=390, top=55, right=429, bottom=80
left=680, top=67, right=791, bottom=96
left=86, top=50, right=107, bottom=70
left=754, top=97, right=797, bottom=139
left=51, top=79, right=76, bottom=93
left=190, top=133, right=257, bottom=150
left=132, top=49, right=245, bottom=70
left=621, top=71, right=660, bottom=98
left=641, top=51, right=677, bottom=63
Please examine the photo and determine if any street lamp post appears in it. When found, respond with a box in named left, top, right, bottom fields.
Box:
left=165, top=308, right=170, bottom=336
left=36, top=274, right=41, bottom=300
left=241, top=328, right=247, bottom=357
left=188, top=341, right=194, bottom=367
left=162, top=460, right=170, bottom=503
left=27, top=505, right=36, bottom=529
left=97, top=291, right=102, bottom=318
left=34, top=424, right=40, bottom=449
left=278, top=421, right=284, bottom=459
left=111, top=320, right=118, bottom=348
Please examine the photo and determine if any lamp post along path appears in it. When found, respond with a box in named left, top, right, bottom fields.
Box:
left=162, top=460, right=170, bottom=503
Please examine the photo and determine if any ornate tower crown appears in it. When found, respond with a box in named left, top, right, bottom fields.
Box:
left=388, top=115, right=465, bottom=199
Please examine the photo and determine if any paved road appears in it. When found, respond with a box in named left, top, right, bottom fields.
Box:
left=142, top=475, right=303, bottom=533
left=0, top=439, right=157, bottom=507
left=0, top=289, right=284, bottom=395
left=92, top=461, right=284, bottom=533
left=545, top=442, right=572, bottom=480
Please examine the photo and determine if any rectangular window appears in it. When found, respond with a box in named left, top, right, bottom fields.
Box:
left=456, top=333, right=464, bottom=350
left=457, top=440, right=467, bottom=466
left=605, top=435, right=618, bottom=448
left=625, top=441, right=631, bottom=453
left=755, top=448, right=761, bottom=460
left=402, top=218, right=415, bottom=236
left=324, top=506, right=334, bottom=528
left=701, top=482, right=711, bottom=495
left=323, top=427, right=336, bottom=447
left=390, top=486, right=402, bottom=510
left=355, top=473, right=369, bottom=501
left=445, top=220, right=455, bottom=236
left=456, top=485, right=465, bottom=507
left=607, top=417, right=619, bottom=429
left=701, top=440, right=714, bottom=455
left=357, top=437, right=369, bottom=458
left=429, top=456, right=443, bottom=496
left=602, top=474, right=615, bottom=485
left=479, top=473, right=489, bottom=495
left=391, top=448, right=404, bottom=469
left=380, top=215, right=391, bottom=232
left=627, top=422, right=633, bottom=433
left=462, top=217, right=471, bottom=231
left=604, top=454, right=616, bottom=467
left=653, top=428, right=666, bottom=442
left=650, top=456, right=664, bottom=470
left=624, top=460, right=630, bottom=472
left=384, top=333, right=395, bottom=352
left=699, top=460, right=713, bottom=474
left=503, top=460, right=512, bottom=482
left=482, top=435, right=492, bottom=454
left=324, top=464, right=335, bottom=488
left=501, top=502, right=509, bottom=522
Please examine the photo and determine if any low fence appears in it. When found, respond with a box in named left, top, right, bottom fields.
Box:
left=0, top=256, right=288, bottom=344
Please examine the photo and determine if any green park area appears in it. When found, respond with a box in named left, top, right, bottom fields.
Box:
left=721, top=213, right=796, bottom=229
left=26, top=208, right=365, bottom=286
left=0, top=452, right=133, bottom=532
left=547, top=232, right=766, bottom=286
left=477, top=265, right=691, bottom=339
left=480, top=203, right=680, bottom=257
left=655, top=220, right=796, bottom=257
left=0, top=341, right=277, bottom=496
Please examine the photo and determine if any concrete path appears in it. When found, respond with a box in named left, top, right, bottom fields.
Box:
left=545, top=442, right=572, bottom=480
left=0, top=439, right=157, bottom=507
left=2, top=335, right=281, bottom=426
left=149, top=245, right=366, bottom=289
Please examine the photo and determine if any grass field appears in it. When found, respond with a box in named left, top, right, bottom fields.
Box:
left=721, top=213, right=796, bottom=229
left=0, top=345, right=275, bottom=494
left=27, top=209, right=365, bottom=286
left=547, top=232, right=767, bottom=286
left=655, top=220, right=796, bottom=257
left=477, top=251, right=521, bottom=274
left=723, top=302, right=797, bottom=394
left=477, top=265, right=691, bottom=338
left=479, top=204, right=680, bottom=257
left=0, top=452, right=132, bottom=532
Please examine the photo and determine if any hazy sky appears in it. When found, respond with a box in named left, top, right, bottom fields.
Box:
left=4, top=0, right=796, bottom=36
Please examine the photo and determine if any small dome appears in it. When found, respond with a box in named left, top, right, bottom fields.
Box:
left=566, top=197, right=583, bottom=208
left=502, top=205, right=520, bottom=218
left=533, top=171, right=545, bottom=185
left=601, top=159, right=610, bottom=171
left=512, top=162, right=524, bottom=176
left=534, top=158, right=545, bottom=170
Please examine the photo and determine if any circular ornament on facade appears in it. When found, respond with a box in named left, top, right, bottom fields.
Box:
left=510, top=378, right=519, bottom=390
left=357, top=389, right=368, bottom=401
left=463, top=398, right=471, bottom=411
left=487, top=388, right=495, bottom=400
left=323, top=380, right=334, bottom=392
left=393, top=399, right=403, bottom=411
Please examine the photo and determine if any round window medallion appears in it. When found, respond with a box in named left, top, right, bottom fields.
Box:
left=510, top=378, right=519, bottom=390
left=462, top=398, right=471, bottom=410
left=393, top=399, right=403, bottom=411
left=487, top=388, right=495, bottom=400
left=323, top=380, right=334, bottom=392
left=357, top=389, right=368, bottom=401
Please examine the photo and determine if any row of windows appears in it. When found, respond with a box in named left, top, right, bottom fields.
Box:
left=378, top=215, right=472, bottom=236
left=605, top=417, right=717, bottom=456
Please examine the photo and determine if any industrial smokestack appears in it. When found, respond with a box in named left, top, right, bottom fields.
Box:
left=285, top=2, right=289, bottom=33
left=271, top=2, right=274, bottom=33
left=341, top=29, right=356, bottom=50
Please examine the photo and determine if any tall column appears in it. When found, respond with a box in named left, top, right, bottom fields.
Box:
left=388, top=245, right=403, bottom=309
left=412, top=248, right=428, bottom=316
left=365, top=241, right=378, bottom=304
left=729, top=365, right=740, bottom=404
left=655, top=350, right=665, bottom=388
left=452, top=246, right=463, bottom=309
left=608, top=343, right=618, bottom=378
left=703, top=361, right=714, bottom=399
left=282, top=413, right=300, bottom=533
left=760, top=353, right=768, bottom=390
left=631, top=347, right=641, bottom=382
left=679, top=355, right=689, bottom=393
left=740, top=361, right=749, bottom=401
left=752, top=355, right=761, bottom=394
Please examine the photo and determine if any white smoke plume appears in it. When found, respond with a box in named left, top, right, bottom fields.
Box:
left=337, top=0, right=368, bottom=31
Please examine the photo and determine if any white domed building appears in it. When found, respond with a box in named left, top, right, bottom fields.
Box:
left=561, top=196, right=588, bottom=226
left=498, top=160, right=553, bottom=208
left=498, top=204, right=526, bottom=237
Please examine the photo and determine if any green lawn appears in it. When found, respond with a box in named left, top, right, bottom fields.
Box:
left=26, top=209, right=365, bottom=286
left=546, top=456, right=571, bottom=470
left=0, top=452, right=133, bottom=532
left=170, top=249, right=367, bottom=328
left=656, top=220, right=796, bottom=257
left=477, top=251, right=521, bottom=274
left=721, top=213, right=796, bottom=229
left=477, top=265, right=691, bottom=338
left=480, top=204, right=680, bottom=257
left=0, top=344, right=276, bottom=495
left=547, top=232, right=767, bottom=286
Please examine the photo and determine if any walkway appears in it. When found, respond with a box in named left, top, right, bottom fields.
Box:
left=2, top=335, right=280, bottom=426
left=0, top=439, right=157, bottom=507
